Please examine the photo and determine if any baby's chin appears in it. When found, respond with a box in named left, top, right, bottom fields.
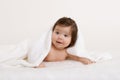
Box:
left=54, top=45, right=66, bottom=50
left=52, top=43, right=67, bottom=50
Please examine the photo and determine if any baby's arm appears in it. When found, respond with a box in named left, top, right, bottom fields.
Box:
left=67, top=54, right=95, bottom=65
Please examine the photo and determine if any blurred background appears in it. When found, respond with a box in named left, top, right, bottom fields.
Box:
left=0, top=0, right=120, bottom=54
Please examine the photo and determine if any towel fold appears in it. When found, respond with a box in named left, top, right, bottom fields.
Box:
left=0, top=27, right=112, bottom=67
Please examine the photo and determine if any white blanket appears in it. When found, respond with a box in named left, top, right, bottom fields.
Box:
left=0, top=27, right=112, bottom=67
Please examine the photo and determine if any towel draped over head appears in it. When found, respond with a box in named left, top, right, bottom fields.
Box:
left=0, top=27, right=112, bottom=67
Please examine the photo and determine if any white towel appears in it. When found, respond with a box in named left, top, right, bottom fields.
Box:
left=27, top=27, right=112, bottom=67
left=0, top=27, right=112, bottom=67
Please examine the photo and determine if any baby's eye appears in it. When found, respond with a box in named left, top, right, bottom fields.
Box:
left=55, top=31, right=59, bottom=34
left=64, top=34, right=68, bottom=37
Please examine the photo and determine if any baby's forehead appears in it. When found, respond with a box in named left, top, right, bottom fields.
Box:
left=54, top=25, right=72, bottom=34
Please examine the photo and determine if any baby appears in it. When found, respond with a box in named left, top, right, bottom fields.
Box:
left=37, top=17, right=95, bottom=68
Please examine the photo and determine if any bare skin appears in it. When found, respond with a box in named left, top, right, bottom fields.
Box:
left=44, top=45, right=95, bottom=64
left=44, top=45, right=68, bottom=62
left=37, top=25, right=95, bottom=68
left=37, top=45, right=95, bottom=68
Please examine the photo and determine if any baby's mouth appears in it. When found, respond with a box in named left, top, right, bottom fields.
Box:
left=56, top=41, right=63, bottom=44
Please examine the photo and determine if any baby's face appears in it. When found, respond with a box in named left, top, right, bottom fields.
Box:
left=52, top=25, right=72, bottom=50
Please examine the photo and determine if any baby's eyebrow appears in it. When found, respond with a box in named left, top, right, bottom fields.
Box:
left=54, top=29, right=60, bottom=31
left=64, top=32, right=71, bottom=36
left=54, top=29, right=71, bottom=35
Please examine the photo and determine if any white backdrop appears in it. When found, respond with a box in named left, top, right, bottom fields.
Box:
left=0, top=0, right=120, bottom=53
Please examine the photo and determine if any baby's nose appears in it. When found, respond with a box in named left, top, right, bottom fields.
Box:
left=58, top=34, right=64, bottom=39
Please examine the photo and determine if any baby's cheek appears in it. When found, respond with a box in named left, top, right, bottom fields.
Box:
left=68, top=39, right=72, bottom=44
left=66, top=41, right=71, bottom=46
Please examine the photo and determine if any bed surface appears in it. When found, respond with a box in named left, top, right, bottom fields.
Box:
left=0, top=46, right=120, bottom=80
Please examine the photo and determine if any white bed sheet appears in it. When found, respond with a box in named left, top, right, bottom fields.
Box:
left=0, top=45, right=120, bottom=80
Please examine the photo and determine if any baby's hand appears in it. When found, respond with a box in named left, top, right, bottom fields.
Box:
left=80, top=57, right=96, bottom=65
left=34, top=63, right=45, bottom=68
